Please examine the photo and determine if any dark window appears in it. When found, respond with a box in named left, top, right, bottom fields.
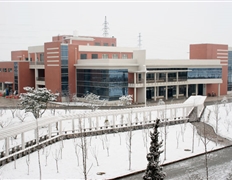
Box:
left=91, top=54, right=98, bottom=59
left=112, top=44, right=115, bottom=46
left=8, top=68, right=12, bottom=72
left=103, top=43, right=108, bottom=46
left=0, top=68, right=1, bottom=72
left=95, top=42, right=101, bottom=46
left=80, top=54, right=87, bottom=59
left=3, top=68, right=7, bottom=72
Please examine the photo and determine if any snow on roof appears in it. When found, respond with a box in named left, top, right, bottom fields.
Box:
left=183, top=95, right=207, bottom=106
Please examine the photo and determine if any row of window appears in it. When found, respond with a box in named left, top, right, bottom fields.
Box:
left=80, top=53, right=129, bottom=59
left=94, top=42, right=115, bottom=46
left=0, top=68, right=13, bottom=72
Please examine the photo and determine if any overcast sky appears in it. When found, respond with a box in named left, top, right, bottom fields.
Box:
left=1, top=1, right=232, bottom=61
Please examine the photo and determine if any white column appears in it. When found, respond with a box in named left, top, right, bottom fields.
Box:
left=59, top=121, right=62, bottom=135
left=144, top=72, right=147, bottom=106
left=176, top=85, right=179, bottom=99
left=89, top=117, right=92, bottom=129
left=72, top=119, right=75, bottom=133
left=113, top=115, right=116, bottom=127
left=165, top=86, right=168, bottom=100
left=134, top=88, right=136, bottom=103
left=35, top=53, right=37, bottom=62
left=166, top=73, right=168, bottom=82
left=48, top=124, right=52, bottom=138
left=35, top=129, right=38, bottom=144
left=154, top=73, right=156, bottom=83
left=21, top=132, right=25, bottom=150
left=134, top=73, right=136, bottom=84
left=196, top=84, right=198, bottom=95
left=218, top=83, right=220, bottom=97
left=96, top=117, right=99, bottom=129
left=154, top=87, right=156, bottom=101
left=5, top=137, right=9, bottom=156
left=176, top=72, right=179, bottom=81
left=186, top=84, right=188, bottom=98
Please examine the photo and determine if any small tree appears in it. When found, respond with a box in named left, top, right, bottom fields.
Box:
left=118, top=94, right=133, bottom=106
left=82, top=92, right=105, bottom=112
left=19, top=87, right=57, bottom=180
left=143, top=119, right=166, bottom=180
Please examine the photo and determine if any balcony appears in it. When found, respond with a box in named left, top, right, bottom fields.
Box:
left=36, top=77, right=45, bottom=86
left=29, top=61, right=45, bottom=69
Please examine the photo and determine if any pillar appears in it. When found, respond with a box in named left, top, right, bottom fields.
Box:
left=35, top=129, right=38, bottom=144
left=134, top=73, right=136, bottom=84
left=72, top=119, right=75, bottom=133
left=166, top=73, right=168, bottom=82
left=48, top=124, right=52, bottom=138
left=134, top=88, right=136, bottom=103
left=96, top=117, right=99, bottom=129
left=113, top=115, right=116, bottom=127
left=59, top=121, right=62, bottom=135
left=144, top=72, right=147, bottom=106
left=196, top=84, right=198, bottom=95
left=165, top=86, right=168, bottom=100
left=176, top=85, right=179, bottom=99
left=154, top=73, right=156, bottom=83
left=218, top=83, right=220, bottom=97
left=154, top=87, right=156, bottom=101
left=176, top=72, right=179, bottom=81
left=5, top=137, right=9, bottom=156
left=186, top=84, right=188, bottom=98
left=21, top=132, right=25, bottom=150
left=89, top=117, right=92, bottom=129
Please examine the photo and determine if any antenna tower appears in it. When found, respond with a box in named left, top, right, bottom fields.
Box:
left=102, top=16, right=109, bottom=37
left=138, top=33, right=142, bottom=49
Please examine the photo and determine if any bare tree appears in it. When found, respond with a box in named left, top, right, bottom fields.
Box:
left=45, top=146, right=51, bottom=166
left=52, top=149, right=61, bottom=173
left=9, top=107, right=17, bottom=118
left=90, top=146, right=99, bottom=166
left=176, top=131, right=180, bottom=149
left=73, top=139, right=80, bottom=166
left=221, top=96, right=228, bottom=107
left=26, top=152, right=30, bottom=175
left=16, top=110, right=28, bottom=122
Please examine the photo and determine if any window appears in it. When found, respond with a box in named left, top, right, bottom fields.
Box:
left=8, top=68, right=12, bottom=72
left=95, top=42, right=101, bottom=46
left=112, top=44, right=115, bottom=46
left=122, top=54, right=127, bottom=59
left=0, top=68, right=1, bottom=72
left=0, top=82, right=2, bottom=90
left=103, top=43, right=108, bottom=46
left=91, top=54, right=98, bottom=59
left=3, top=68, right=7, bottom=72
left=102, top=54, right=108, bottom=59
left=112, top=54, right=118, bottom=59
left=80, top=54, right=87, bottom=59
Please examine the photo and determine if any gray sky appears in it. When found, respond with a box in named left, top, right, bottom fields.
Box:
left=1, top=1, right=232, bottom=61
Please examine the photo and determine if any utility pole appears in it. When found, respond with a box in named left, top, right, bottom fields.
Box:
left=102, top=16, right=109, bottom=37
left=138, top=33, right=142, bottom=49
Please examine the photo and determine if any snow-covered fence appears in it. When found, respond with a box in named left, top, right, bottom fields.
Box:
left=0, top=96, right=206, bottom=164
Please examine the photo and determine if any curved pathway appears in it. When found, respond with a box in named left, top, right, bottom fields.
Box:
left=191, top=122, right=232, bottom=146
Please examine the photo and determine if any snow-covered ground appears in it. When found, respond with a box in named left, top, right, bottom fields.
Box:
left=0, top=102, right=231, bottom=179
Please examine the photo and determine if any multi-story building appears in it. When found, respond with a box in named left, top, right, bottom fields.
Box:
left=0, top=34, right=228, bottom=103
left=228, top=47, right=232, bottom=92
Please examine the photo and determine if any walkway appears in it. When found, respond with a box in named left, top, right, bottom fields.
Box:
left=191, top=122, right=232, bottom=146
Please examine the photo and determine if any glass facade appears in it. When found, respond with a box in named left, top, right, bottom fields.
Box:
left=76, top=69, right=128, bottom=100
left=228, top=51, right=232, bottom=91
left=14, top=62, right=18, bottom=91
left=61, top=45, right=69, bottom=96
left=188, top=68, right=222, bottom=79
